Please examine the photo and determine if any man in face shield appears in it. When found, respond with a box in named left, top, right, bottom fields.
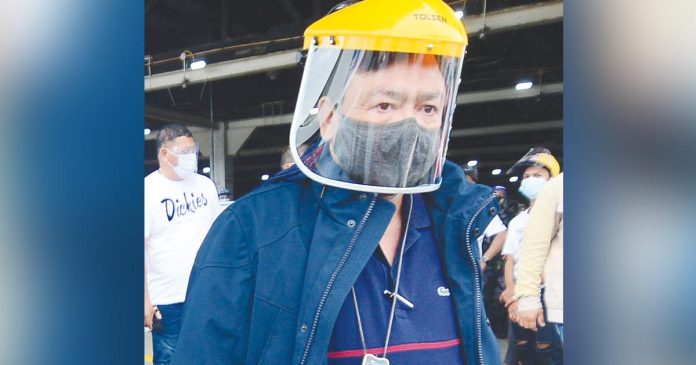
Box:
left=315, top=52, right=447, bottom=189
left=171, top=1, right=502, bottom=364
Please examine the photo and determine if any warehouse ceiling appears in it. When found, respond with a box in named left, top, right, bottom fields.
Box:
left=145, top=0, right=563, bottom=199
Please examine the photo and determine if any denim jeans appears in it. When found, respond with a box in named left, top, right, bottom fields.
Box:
left=152, top=302, right=184, bottom=365
left=507, top=320, right=561, bottom=365
left=553, top=323, right=564, bottom=345
left=504, top=291, right=563, bottom=365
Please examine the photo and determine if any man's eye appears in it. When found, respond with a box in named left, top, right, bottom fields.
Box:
left=423, top=105, right=438, bottom=114
left=377, top=103, right=391, bottom=111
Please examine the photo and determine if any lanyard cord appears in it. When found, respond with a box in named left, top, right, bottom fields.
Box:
left=351, top=287, right=368, bottom=353
left=351, top=194, right=414, bottom=358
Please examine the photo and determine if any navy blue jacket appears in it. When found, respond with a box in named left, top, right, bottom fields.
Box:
left=171, top=160, right=501, bottom=365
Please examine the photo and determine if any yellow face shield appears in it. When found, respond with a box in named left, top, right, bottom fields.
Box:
left=289, top=0, right=468, bottom=194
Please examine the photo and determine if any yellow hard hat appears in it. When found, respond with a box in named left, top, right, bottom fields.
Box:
left=507, top=147, right=561, bottom=177
left=303, top=0, right=468, bottom=58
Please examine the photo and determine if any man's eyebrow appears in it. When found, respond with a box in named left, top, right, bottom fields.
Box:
left=367, top=88, right=405, bottom=101
left=417, top=91, right=444, bottom=102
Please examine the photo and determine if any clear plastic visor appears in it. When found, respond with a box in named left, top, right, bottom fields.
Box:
left=289, top=46, right=463, bottom=194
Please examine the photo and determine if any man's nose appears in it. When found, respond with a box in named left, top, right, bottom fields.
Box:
left=393, top=105, right=419, bottom=123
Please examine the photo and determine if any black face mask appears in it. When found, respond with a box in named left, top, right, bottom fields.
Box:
left=332, top=115, right=440, bottom=188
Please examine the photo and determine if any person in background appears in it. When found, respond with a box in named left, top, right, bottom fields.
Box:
left=463, top=165, right=509, bottom=339
left=499, top=147, right=562, bottom=365
left=494, top=185, right=506, bottom=200
left=144, top=124, right=219, bottom=365
left=216, top=187, right=233, bottom=216
left=218, top=188, right=231, bottom=202
left=493, top=185, right=519, bottom=226
left=513, top=173, right=564, bottom=345
left=462, top=165, right=508, bottom=271
left=280, top=144, right=310, bottom=170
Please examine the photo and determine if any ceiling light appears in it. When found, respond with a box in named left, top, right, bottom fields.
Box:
left=261, top=174, right=269, bottom=181
left=454, top=10, right=464, bottom=19
left=492, top=169, right=502, bottom=175
left=515, top=81, right=533, bottom=91
left=202, top=167, right=211, bottom=174
left=509, top=176, right=519, bottom=183
left=190, top=59, right=207, bottom=70
left=144, top=128, right=151, bottom=136
left=467, top=160, right=478, bottom=167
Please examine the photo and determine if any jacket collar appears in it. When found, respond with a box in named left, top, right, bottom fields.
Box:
left=426, top=160, right=496, bottom=221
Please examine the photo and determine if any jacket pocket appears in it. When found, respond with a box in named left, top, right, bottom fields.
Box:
left=248, top=296, right=297, bottom=365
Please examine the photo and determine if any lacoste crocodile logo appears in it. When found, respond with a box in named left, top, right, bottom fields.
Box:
left=437, top=286, right=450, bottom=296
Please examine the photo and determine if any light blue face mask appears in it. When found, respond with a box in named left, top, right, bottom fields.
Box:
left=518, top=176, right=548, bottom=200
left=167, top=152, right=198, bottom=180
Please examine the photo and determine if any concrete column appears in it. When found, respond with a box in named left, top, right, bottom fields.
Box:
left=227, top=126, right=256, bottom=156
left=226, top=126, right=256, bottom=199
left=210, top=121, right=227, bottom=190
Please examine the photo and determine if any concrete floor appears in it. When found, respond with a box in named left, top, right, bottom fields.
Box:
left=144, top=329, right=152, bottom=364
left=145, top=330, right=509, bottom=364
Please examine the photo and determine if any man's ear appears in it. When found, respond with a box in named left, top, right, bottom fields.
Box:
left=158, top=147, right=171, bottom=165
left=317, top=96, right=337, bottom=141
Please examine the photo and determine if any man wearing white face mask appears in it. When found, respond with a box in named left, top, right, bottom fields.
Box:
left=144, top=123, right=219, bottom=365
left=499, top=147, right=561, bottom=365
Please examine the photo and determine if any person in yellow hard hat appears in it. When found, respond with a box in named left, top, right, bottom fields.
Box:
left=499, top=147, right=562, bottom=365
left=171, top=1, right=502, bottom=364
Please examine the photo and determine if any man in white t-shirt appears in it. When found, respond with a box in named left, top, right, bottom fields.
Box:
left=477, top=215, right=507, bottom=269
left=144, top=124, right=219, bottom=365
left=501, top=210, right=530, bottom=285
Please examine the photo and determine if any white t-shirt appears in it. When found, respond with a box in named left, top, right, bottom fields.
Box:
left=501, top=209, right=530, bottom=281
left=476, top=215, right=507, bottom=257
left=145, top=171, right=219, bottom=305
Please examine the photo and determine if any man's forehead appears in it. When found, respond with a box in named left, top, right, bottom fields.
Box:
left=347, top=63, right=446, bottom=94
left=367, top=88, right=443, bottom=100
left=174, top=136, right=195, bottom=144
left=168, top=136, right=196, bottom=148
left=524, top=166, right=547, bottom=174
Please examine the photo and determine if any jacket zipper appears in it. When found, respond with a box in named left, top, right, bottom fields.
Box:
left=464, top=193, right=498, bottom=365
left=299, top=195, right=377, bottom=365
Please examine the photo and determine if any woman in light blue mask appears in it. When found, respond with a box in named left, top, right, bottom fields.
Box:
left=499, top=146, right=562, bottom=365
